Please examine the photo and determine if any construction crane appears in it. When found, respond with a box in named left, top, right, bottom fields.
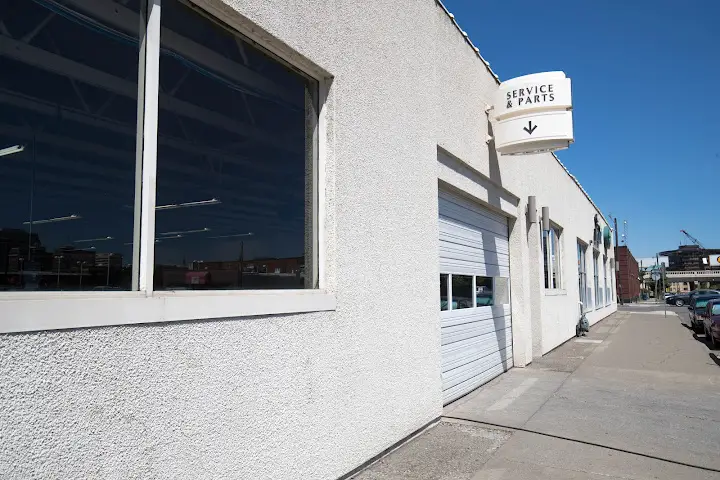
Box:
left=680, top=229, right=705, bottom=249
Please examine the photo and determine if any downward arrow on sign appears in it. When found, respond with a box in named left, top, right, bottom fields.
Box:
left=523, top=121, right=537, bottom=135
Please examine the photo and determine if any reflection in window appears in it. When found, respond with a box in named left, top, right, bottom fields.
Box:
left=476, top=276, right=494, bottom=306
left=542, top=226, right=562, bottom=289
left=440, top=274, right=448, bottom=311
left=451, top=275, right=473, bottom=310
left=0, top=0, right=140, bottom=291
left=154, top=0, right=318, bottom=290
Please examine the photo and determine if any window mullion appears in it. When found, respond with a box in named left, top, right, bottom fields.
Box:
left=549, top=230, right=555, bottom=289
left=472, top=276, right=476, bottom=308
left=138, top=0, right=161, bottom=294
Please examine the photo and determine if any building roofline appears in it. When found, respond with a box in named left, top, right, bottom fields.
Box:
left=435, top=0, right=500, bottom=84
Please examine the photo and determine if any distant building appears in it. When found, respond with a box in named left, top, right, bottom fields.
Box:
left=660, top=245, right=720, bottom=272
left=0, top=228, right=42, bottom=274
left=616, top=246, right=640, bottom=302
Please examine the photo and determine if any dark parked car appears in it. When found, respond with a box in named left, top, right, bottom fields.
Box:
left=688, top=295, right=720, bottom=332
left=666, top=289, right=720, bottom=307
left=703, top=299, right=720, bottom=349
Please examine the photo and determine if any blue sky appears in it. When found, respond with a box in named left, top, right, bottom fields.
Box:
left=442, top=0, right=720, bottom=257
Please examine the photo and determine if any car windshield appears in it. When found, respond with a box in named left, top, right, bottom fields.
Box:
left=695, top=300, right=710, bottom=308
left=713, top=304, right=720, bottom=315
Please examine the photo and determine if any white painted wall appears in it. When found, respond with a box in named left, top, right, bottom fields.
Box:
left=500, top=154, right=617, bottom=355
left=0, top=1, right=614, bottom=479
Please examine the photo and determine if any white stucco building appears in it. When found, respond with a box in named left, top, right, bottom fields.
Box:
left=0, top=0, right=616, bottom=478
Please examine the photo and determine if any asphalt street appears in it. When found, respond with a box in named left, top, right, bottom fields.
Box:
left=353, top=306, right=720, bottom=480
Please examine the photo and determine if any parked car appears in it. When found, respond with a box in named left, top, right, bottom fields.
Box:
left=666, top=289, right=720, bottom=307
left=703, top=299, right=720, bottom=349
left=688, top=294, right=720, bottom=332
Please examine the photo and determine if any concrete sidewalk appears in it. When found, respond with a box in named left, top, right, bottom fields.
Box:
left=352, top=308, right=720, bottom=479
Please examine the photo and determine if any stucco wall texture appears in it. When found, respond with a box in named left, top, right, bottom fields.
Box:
left=0, top=1, right=615, bottom=479
left=500, top=154, right=617, bottom=354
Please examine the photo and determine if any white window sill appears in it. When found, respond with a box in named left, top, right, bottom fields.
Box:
left=544, top=289, right=567, bottom=296
left=0, top=290, right=336, bottom=334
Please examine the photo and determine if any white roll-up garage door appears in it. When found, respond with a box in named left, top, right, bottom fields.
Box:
left=439, top=189, right=513, bottom=404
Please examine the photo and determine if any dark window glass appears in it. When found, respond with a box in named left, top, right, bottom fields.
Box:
left=452, top=275, right=473, bottom=310
left=154, top=0, right=317, bottom=290
left=440, top=274, right=448, bottom=311
left=476, top=276, right=494, bottom=306
left=542, top=228, right=549, bottom=289
left=0, top=0, right=140, bottom=291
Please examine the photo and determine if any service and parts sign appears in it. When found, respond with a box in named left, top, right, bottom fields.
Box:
left=492, top=71, right=574, bottom=156
left=710, top=255, right=720, bottom=267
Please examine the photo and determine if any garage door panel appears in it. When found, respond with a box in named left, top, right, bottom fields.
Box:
left=440, top=205, right=507, bottom=244
left=442, top=327, right=513, bottom=372
left=440, top=305, right=511, bottom=329
left=438, top=239, right=509, bottom=267
left=438, top=194, right=508, bottom=236
left=439, top=189, right=512, bottom=404
left=442, top=346, right=513, bottom=393
left=441, top=315, right=512, bottom=346
left=438, top=218, right=510, bottom=252
left=438, top=255, right=509, bottom=277
left=443, top=360, right=509, bottom=404
left=438, top=261, right=509, bottom=279
left=438, top=229, right=510, bottom=258
left=438, top=244, right=510, bottom=268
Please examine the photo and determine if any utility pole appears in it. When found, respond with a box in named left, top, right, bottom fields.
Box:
left=662, top=258, right=666, bottom=318
left=614, top=217, right=623, bottom=305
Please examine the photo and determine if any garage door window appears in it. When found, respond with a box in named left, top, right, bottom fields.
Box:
left=451, top=275, right=473, bottom=309
left=494, top=277, right=510, bottom=305
left=476, top=276, right=493, bottom=306
left=440, top=273, right=449, bottom=311
left=439, top=273, right=509, bottom=311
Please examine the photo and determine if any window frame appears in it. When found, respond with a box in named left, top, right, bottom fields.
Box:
left=577, top=240, right=588, bottom=312
left=0, top=0, right=334, bottom=334
left=593, top=251, right=600, bottom=310
left=439, top=273, right=509, bottom=312
left=603, top=255, right=610, bottom=306
left=542, top=224, right=563, bottom=291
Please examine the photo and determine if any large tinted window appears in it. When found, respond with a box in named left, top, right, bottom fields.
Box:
left=0, top=0, right=141, bottom=291
left=153, top=0, right=317, bottom=291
